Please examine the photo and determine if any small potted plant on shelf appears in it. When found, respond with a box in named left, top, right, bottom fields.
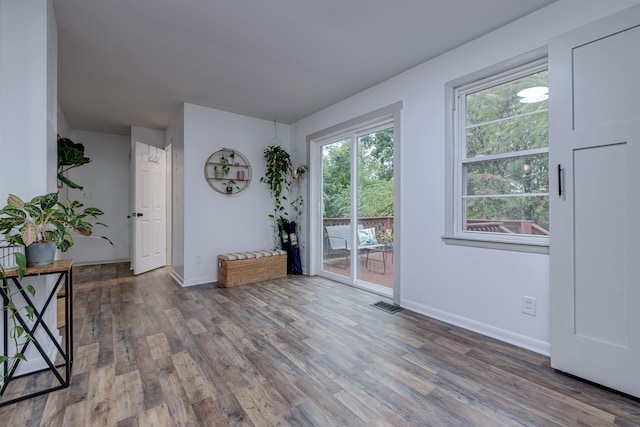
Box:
left=291, top=164, right=308, bottom=180
left=0, top=192, right=112, bottom=267
left=213, top=166, right=224, bottom=179
left=215, top=150, right=236, bottom=179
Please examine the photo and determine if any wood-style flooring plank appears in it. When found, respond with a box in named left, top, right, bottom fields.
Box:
left=1, top=263, right=639, bottom=427
left=114, top=370, right=144, bottom=422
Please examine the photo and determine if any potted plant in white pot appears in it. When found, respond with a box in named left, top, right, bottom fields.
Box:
left=0, top=192, right=112, bottom=266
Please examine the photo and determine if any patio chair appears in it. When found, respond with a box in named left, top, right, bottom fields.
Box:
left=324, top=224, right=383, bottom=268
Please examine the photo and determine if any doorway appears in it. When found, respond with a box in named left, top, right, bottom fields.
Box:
left=315, top=116, right=396, bottom=297
left=130, top=141, right=168, bottom=275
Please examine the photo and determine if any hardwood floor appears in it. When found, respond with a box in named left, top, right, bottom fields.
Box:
left=1, top=263, right=639, bottom=426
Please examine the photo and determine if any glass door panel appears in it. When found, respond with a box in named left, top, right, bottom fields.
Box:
left=321, top=138, right=352, bottom=279
left=356, top=128, right=394, bottom=288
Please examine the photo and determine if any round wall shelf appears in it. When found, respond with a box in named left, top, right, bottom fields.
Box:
left=204, top=148, right=252, bottom=195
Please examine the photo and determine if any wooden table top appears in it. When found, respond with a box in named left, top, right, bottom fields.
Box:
left=2, top=259, right=73, bottom=278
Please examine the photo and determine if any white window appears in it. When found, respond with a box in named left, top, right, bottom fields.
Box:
left=445, top=56, right=549, bottom=253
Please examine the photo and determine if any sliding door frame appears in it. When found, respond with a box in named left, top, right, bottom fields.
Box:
left=307, top=102, right=402, bottom=303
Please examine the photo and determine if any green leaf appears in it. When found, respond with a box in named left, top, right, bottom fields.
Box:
left=100, top=236, right=114, bottom=245
left=0, top=207, right=26, bottom=220
left=67, top=200, right=83, bottom=209
left=29, top=194, right=43, bottom=205
left=57, top=173, right=83, bottom=190
left=26, top=283, right=35, bottom=296
left=58, top=137, right=91, bottom=167
left=83, top=207, right=104, bottom=217
left=6, top=194, right=24, bottom=208
left=16, top=326, right=24, bottom=337
left=40, top=192, right=58, bottom=210
left=21, top=222, right=37, bottom=247
left=0, top=356, right=8, bottom=363
left=23, top=204, right=42, bottom=219
left=24, top=306, right=35, bottom=320
left=15, top=353, right=27, bottom=361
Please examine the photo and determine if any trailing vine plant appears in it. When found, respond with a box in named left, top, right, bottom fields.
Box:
left=0, top=251, right=33, bottom=400
left=290, top=164, right=308, bottom=218
left=260, top=145, right=292, bottom=248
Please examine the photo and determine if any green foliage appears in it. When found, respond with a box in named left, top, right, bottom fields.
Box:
left=464, top=70, right=549, bottom=232
left=261, top=146, right=293, bottom=245
left=0, top=251, right=30, bottom=398
left=57, top=137, right=91, bottom=190
left=0, top=192, right=113, bottom=252
left=322, top=129, right=395, bottom=219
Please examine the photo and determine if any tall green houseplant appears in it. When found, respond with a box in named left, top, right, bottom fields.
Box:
left=261, top=146, right=292, bottom=247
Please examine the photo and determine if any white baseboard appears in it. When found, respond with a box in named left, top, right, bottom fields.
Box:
left=71, top=258, right=130, bottom=267
left=401, top=299, right=550, bottom=356
left=170, top=268, right=184, bottom=286
left=169, top=269, right=215, bottom=287
left=182, top=275, right=216, bottom=287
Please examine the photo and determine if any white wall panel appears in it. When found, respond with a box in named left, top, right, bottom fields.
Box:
left=66, top=130, right=130, bottom=264
left=573, top=25, right=640, bottom=130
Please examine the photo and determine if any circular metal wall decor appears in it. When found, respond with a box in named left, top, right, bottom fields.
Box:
left=204, top=148, right=252, bottom=195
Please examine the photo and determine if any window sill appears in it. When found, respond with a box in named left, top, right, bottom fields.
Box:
left=441, top=235, right=549, bottom=254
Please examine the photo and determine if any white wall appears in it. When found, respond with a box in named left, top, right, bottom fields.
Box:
left=131, top=126, right=165, bottom=149
left=0, top=0, right=60, bottom=376
left=0, top=0, right=57, bottom=201
left=57, top=103, right=71, bottom=138
left=65, top=130, right=130, bottom=264
left=179, top=103, right=290, bottom=286
left=292, top=0, right=640, bottom=355
left=167, top=106, right=185, bottom=282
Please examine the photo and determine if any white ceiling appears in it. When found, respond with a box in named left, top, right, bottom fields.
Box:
left=53, top=0, right=556, bottom=135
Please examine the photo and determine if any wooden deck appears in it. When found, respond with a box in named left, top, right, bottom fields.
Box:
left=2, top=263, right=639, bottom=426
left=323, top=250, right=394, bottom=288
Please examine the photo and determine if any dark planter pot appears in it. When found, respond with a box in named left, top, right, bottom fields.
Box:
left=25, top=242, right=56, bottom=267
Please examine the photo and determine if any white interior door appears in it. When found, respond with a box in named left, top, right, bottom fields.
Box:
left=549, top=6, right=640, bottom=398
left=132, top=141, right=167, bottom=275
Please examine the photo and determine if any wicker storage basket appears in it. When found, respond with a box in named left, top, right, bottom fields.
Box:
left=217, top=250, right=287, bottom=287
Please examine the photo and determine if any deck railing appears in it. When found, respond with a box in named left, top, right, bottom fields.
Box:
left=322, top=216, right=549, bottom=239
left=323, top=217, right=393, bottom=235
left=466, top=219, right=549, bottom=235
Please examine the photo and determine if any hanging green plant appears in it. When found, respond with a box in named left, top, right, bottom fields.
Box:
left=260, top=145, right=292, bottom=246
left=57, top=136, right=91, bottom=190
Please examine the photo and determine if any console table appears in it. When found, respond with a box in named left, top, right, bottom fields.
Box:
left=0, top=259, right=73, bottom=406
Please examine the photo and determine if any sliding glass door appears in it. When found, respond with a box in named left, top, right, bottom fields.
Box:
left=319, top=120, right=394, bottom=295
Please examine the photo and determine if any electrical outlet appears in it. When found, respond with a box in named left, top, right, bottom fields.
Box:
left=195, top=255, right=202, bottom=264
left=522, top=296, right=537, bottom=316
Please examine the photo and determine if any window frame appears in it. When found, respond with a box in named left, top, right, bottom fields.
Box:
left=443, top=51, right=550, bottom=254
